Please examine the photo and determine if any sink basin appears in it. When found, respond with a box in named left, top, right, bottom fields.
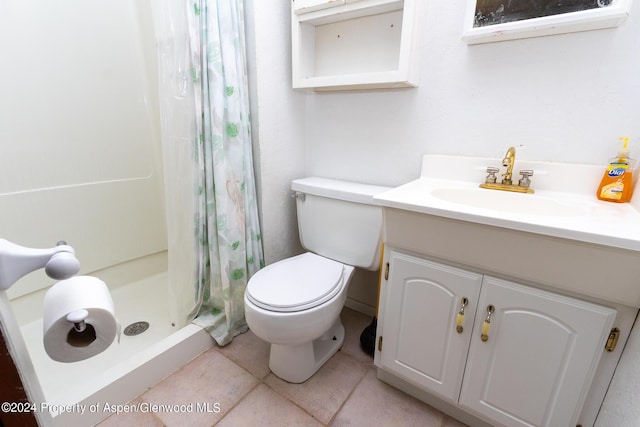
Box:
left=430, top=187, right=590, bottom=217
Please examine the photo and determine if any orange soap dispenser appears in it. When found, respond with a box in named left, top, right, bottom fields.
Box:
left=597, top=137, right=635, bottom=203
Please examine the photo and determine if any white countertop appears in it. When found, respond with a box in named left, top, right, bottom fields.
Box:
left=373, top=154, right=640, bottom=252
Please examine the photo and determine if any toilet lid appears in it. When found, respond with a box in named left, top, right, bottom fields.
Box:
left=246, top=253, right=345, bottom=312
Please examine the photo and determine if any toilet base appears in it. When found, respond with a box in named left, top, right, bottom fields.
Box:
left=269, top=319, right=345, bottom=383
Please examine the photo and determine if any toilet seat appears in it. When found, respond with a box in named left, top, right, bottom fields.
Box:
left=246, top=253, right=345, bottom=312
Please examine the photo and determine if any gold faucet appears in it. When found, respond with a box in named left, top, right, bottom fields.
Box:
left=501, top=146, right=516, bottom=185
left=480, top=146, right=534, bottom=194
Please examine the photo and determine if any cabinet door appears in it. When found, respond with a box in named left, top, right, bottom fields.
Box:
left=459, top=276, right=616, bottom=427
left=379, top=251, right=483, bottom=401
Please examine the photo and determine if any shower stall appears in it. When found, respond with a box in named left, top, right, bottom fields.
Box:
left=0, top=1, right=212, bottom=426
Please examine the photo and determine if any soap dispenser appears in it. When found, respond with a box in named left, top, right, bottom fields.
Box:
left=596, top=137, right=635, bottom=203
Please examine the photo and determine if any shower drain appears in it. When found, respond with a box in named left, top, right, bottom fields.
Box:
left=123, top=321, right=149, bottom=336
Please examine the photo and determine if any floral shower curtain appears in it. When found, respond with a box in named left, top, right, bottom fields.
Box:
left=153, top=0, right=264, bottom=346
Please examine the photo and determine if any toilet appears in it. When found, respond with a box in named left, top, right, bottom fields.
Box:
left=244, top=177, right=390, bottom=383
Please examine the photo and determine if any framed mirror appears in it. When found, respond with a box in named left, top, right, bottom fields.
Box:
left=462, top=0, right=631, bottom=44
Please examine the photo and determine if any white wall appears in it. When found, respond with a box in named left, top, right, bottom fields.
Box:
left=247, top=0, right=307, bottom=265
left=305, top=2, right=640, bottom=186
left=0, top=0, right=167, bottom=298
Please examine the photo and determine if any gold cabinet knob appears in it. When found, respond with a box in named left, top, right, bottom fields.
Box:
left=481, top=304, right=495, bottom=342
left=456, top=297, right=469, bottom=334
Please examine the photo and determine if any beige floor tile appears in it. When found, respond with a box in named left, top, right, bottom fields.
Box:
left=217, top=383, right=324, bottom=427
left=340, top=307, right=376, bottom=365
left=140, top=349, right=258, bottom=427
left=217, top=329, right=271, bottom=379
left=96, top=398, right=164, bottom=427
left=331, top=369, right=445, bottom=427
left=265, top=350, right=368, bottom=424
left=99, top=305, right=460, bottom=427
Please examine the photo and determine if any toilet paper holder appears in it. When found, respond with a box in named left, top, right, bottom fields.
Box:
left=1, top=239, right=118, bottom=361
left=0, top=239, right=81, bottom=291
left=66, top=309, right=89, bottom=332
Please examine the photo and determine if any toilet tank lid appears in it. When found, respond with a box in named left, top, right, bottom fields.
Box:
left=292, top=177, right=391, bottom=205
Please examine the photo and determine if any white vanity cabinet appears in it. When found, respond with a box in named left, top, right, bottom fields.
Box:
left=377, top=249, right=617, bottom=427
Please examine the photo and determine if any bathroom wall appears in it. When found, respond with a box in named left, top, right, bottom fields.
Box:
left=246, top=0, right=307, bottom=265
left=0, top=0, right=166, bottom=298
left=304, top=2, right=640, bottom=186
left=247, top=1, right=640, bottom=311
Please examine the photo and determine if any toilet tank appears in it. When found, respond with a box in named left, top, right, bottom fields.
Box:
left=291, top=177, right=391, bottom=271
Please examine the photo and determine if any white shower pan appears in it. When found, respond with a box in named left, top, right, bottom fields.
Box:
left=10, top=252, right=213, bottom=427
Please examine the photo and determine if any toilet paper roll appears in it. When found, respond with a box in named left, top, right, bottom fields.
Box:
left=43, top=276, right=117, bottom=363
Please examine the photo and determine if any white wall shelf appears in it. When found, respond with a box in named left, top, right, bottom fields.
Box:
left=291, top=0, right=420, bottom=91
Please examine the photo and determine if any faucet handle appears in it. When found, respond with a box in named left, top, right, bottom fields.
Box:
left=485, top=167, right=499, bottom=184
left=518, top=170, right=534, bottom=187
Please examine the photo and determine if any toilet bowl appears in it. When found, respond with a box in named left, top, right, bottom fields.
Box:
left=244, top=177, right=390, bottom=383
left=245, top=253, right=355, bottom=383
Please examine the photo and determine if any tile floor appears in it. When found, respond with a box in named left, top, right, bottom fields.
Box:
left=98, top=308, right=468, bottom=427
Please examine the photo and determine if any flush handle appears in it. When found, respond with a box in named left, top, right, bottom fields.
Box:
left=481, top=304, right=495, bottom=342
left=456, top=297, right=469, bottom=334
left=290, top=191, right=306, bottom=201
